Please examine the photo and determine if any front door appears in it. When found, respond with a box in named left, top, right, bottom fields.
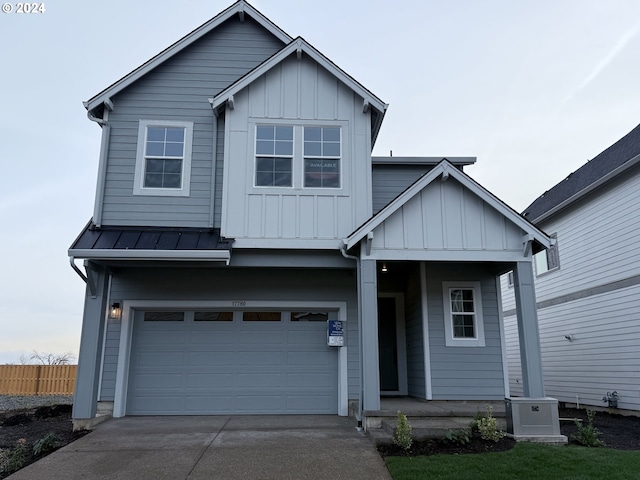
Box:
left=377, top=294, right=408, bottom=395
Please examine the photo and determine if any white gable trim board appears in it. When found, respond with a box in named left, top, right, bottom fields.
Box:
left=112, top=300, right=348, bottom=417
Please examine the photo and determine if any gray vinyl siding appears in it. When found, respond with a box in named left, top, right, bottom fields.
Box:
left=405, top=266, right=425, bottom=398
left=101, top=265, right=360, bottom=401
left=99, top=320, right=121, bottom=400
left=100, top=17, right=284, bottom=227
left=372, top=165, right=434, bottom=214
left=427, top=264, right=505, bottom=400
left=503, top=164, right=640, bottom=410
left=213, top=113, right=225, bottom=229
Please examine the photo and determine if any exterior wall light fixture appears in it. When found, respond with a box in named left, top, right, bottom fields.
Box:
left=381, top=263, right=388, bottom=273
left=109, top=302, right=122, bottom=320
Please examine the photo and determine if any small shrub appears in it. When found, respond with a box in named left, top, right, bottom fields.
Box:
left=393, top=411, right=413, bottom=450
left=476, top=405, right=506, bottom=442
left=443, top=428, right=471, bottom=445
left=33, top=432, right=61, bottom=457
left=0, top=439, right=28, bottom=475
left=572, top=410, right=604, bottom=447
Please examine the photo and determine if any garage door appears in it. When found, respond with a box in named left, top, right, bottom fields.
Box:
left=126, top=310, right=338, bottom=415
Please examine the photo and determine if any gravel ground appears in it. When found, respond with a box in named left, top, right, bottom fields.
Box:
left=0, top=395, right=73, bottom=413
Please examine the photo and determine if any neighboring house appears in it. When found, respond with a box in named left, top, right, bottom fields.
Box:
left=68, top=0, right=560, bottom=437
left=502, top=123, right=640, bottom=411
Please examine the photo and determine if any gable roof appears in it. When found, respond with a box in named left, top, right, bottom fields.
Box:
left=523, top=122, right=640, bottom=223
left=210, top=36, right=388, bottom=145
left=84, top=0, right=291, bottom=116
left=344, top=159, right=551, bottom=252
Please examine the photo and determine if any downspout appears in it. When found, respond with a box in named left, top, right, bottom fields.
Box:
left=84, top=99, right=113, bottom=228
left=341, top=242, right=364, bottom=430
left=70, top=257, right=87, bottom=283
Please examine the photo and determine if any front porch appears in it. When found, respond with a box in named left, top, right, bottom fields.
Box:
left=364, top=397, right=507, bottom=444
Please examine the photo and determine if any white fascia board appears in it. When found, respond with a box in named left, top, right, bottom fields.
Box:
left=85, top=1, right=291, bottom=113
left=344, top=160, right=551, bottom=251
left=68, top=249, right=231, bottom=262
left=210, top=37, right=387, bottom=114
left=365, top=249, right=527, bottom=263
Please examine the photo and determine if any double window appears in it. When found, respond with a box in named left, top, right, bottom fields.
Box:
left=442, top=282, right=485, bottom=347
left=254, top=125, right=342, bottom=189
left=134, top=120, right=193, bottom=196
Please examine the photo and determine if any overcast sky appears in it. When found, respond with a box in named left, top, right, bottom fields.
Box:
left=1, top=0, right=639, bottom=364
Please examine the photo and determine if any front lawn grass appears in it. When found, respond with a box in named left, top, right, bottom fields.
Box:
left=385, top=442, right=640, bottom=480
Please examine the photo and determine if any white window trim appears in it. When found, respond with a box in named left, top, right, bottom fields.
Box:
left=534, top=233, right=559, bottom=277
left=249, top=119, right=348, bottom=194
left=133, top=120, right=194, bottom=197
left=442, top=281, right=485, bottom=347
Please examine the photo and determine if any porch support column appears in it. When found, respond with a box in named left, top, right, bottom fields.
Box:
left=72, top=263, right=108, bottom=424
left=513, top=260, right=545, bottom=397
left=360, top=258, right=380, bottom=411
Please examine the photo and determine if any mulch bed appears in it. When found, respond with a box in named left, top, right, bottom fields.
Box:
left=378, top=407, right=640, bottom=457
left=0, top=405, right=88, bottom=479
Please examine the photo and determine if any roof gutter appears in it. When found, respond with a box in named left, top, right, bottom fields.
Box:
left=69, top=249, right=232, bottom=264
left=532, top=152, right=640, bottom=224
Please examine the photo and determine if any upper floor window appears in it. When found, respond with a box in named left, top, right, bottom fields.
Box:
left=134, top=120, right=193, bottom=197
left=442, top=281, right=485, bottom=347
left=304, top=127, right=341, bottom=188
left=254, top=124, right=341, bottom=189
left=534, top=234, right=559, bottom=276
left=255, top=125, right=293, bottom=187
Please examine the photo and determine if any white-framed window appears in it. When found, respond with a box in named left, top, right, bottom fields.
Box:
left=507, top=271, right=514, bottom=288
left=133, top=120, right=193, bottom=196
left=303, top=127, right=341, bottom=188
left=253, top=124, right=342, bottom=189
left=534, top=233, right=559, bottom=276
left=442, top=281, right=485, bottom=347
left=255, top=125, right=294, bottom=187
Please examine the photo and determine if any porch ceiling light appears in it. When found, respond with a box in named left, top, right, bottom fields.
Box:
left=381, top=263, right=388, bottom=273
left=109, top=302, right=122, bottom=320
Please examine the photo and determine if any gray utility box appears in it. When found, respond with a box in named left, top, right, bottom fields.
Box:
left=505, top=397, right=561, bottom=437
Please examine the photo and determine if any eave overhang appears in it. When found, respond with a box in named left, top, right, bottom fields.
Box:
left=84, top=0, right=292, bottom=117
left=209, top=36, right=388, bottom=146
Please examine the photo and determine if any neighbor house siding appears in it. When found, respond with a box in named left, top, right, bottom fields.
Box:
left=100, top=266, right=360, bottom=402
left=503, top=163, right=640, bottom=409
left=427, top=264, right=505, bottom=400
left=372, top=165, right=433, bottom=214
left=221, top=54, right=373, bottom=247
left=99, top=17, right=284, bottom=227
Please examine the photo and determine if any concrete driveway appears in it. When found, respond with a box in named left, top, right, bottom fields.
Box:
left=8, top=415, right=392, bottom=480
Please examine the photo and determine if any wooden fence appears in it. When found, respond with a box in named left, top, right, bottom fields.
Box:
left=0, top=365, right=77, bottom=395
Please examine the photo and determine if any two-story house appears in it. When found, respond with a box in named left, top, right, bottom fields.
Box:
left=502, top=122, right=640, bottom=412
left=69, top=0, right=562, bottom=440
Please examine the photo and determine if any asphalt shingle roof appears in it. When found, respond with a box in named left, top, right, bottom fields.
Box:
left=523, top=122, right=640, bottom=222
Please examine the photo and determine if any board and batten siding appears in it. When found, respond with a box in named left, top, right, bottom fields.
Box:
left=372, top=165, right=434, bottom=215
left=370, top=178, right=524, bottom=256
left=221, top=54, right=373, bottom=247
left=503, top=165, right=640, bottom=409
left=426, top=264, right=505, bottom=400
left=100, top=266, right=360, bottom=402
left=99, top=17, right=284, bottom=227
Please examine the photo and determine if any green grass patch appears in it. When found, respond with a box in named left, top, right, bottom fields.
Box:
left=385, top=442, right=640, bottom=480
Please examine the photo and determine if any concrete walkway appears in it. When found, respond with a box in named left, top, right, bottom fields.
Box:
left=8, top=415, right=392, bottom=480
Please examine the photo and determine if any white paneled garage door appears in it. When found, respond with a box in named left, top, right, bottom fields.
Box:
left=126, top=310, right=338, bottom=415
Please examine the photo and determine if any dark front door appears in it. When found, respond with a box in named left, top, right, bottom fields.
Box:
left=378, top=296, right=399, bottom=392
